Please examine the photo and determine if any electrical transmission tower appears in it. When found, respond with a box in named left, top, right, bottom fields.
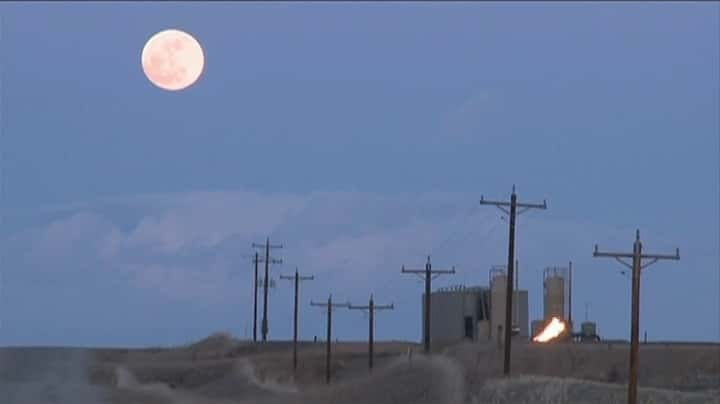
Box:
left=348, top=294, right=394, bottom=371
left=593, top=229, right=679, bottom=404
left=280, top=268, right=314, bottom=371
left=252, top=238, right=283, bottom=342
left=310, top=294, right=349, bottom=384
left=480, top=185, right=547, bottom=376
left=401, top=255, right=455, bottom=354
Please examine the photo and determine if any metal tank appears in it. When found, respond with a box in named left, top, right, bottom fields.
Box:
left=543, top=267, right=566, bottom=321
left=581, top=321, right=597, bottom=339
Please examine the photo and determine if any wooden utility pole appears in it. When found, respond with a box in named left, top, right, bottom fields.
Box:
left=252, top=238, right=283, bottom=342
left=280, top=268, right=314, bottom=371
left=568, top=261, right=573, bottom=332
left=401, top=256, right=455, bottom=354
left=593, top=229, right=679, bottom=404
left=480, top=185, right=547, bottom=377
left=349, top=294, right=394, bottom=371
left=310, top=295, right=349, bottom=384
left=253, top=252, right=260, bottom=342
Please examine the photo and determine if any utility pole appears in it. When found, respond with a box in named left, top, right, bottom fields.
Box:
left=568, top=261, right=573, bottom=332
left=401, top=255, right=455, bottom=354
left=349, top=294, right=394, bottom=371
left=480, top=185, right=547, bottom=377
left=310, top=294, right=349, bottom=384
left=593, top=229, right=679, bottom=404
left=253, top=252, right=260, bottom=342
left=252, top=238, right=283, bottom=342
left=280, top=268, right=314, bottom=371
left=242, top=251, right=262, bottom=342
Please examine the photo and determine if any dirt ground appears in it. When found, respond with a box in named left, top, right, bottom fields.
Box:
left=0, top=333, right=718, bottom=404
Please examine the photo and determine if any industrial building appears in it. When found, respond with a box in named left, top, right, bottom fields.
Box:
left=423, top=266, right=529, bottom=344
left=422, top=262, right=599, bottom=345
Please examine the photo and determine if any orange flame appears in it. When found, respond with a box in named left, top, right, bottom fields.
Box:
left=533, top=317, right=566, bottom=342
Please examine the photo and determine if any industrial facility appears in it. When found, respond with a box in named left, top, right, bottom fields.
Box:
left=423, top=263, right=600, bottom=345
left=424, top=266, right=529, bottom=344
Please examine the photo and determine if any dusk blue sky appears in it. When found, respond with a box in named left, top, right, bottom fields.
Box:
left=0, top=2, right=717, bottom=347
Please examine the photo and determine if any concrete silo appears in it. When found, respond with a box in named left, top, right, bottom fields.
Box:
left=489, top=265, right=530, bottom=340
left=543, top=267, right=566, bottom=321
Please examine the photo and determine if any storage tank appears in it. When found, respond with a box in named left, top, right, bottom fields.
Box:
left=543, top=267, right=566, bottom=321
left=581, top=321, right=597, bottom=338
left=490, top=267, right=507, bottom=340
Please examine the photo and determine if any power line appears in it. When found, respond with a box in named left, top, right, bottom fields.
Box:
left=279, top=268, right=314, bottom=371
left=348, top=294, right=394, bottom=371
left=427, top=203, right=480, bottom=256
left=310, top=294, right=349, bottom=384
left=252, top=238, right=283, bottom=342
left=480, top=185, right=547, bottom=377
left=401, top=255, right=455, bottom=354
left=593, top=229, right=680, bottom=404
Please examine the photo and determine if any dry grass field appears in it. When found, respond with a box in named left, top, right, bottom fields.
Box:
left=0, top=333, right=718, bottom=404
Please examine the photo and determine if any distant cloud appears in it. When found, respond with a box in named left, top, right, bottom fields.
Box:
left=126, top=262, right=238, bottom=303
left=8, top=190, right=495, bottom=298
left=113, top=190, right=309, bottom=255
left=3, top=189, right=718, bottom=341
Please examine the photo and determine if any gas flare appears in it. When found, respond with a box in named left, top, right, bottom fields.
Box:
left=533, top=317, right=566, bottom=342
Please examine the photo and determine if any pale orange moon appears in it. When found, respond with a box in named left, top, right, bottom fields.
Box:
left=141, top=29, right=205, bottom=91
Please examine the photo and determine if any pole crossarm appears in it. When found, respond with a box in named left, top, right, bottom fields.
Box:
left=401, top=267, right=455, bottom=275
left=349, top=304, right=394, bottom=310
left=641, top=250, right=681, bottom=260
left=480, top=197, right=547, bottom=211
left=311, top=301, right=350, bottom=309
left=593, top=245, right=634, bottom=258
left=640, top=258, right=658, bottom=269
left=280, top=274, right=315, bottom=282
left=260, top=258, right=283, bottom=264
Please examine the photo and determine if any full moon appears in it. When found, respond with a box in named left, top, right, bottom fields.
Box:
left=141, top=29, right=205, bottom=91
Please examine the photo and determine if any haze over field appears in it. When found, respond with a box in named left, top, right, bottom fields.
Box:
left=1, top=334, right=718, bottom=404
